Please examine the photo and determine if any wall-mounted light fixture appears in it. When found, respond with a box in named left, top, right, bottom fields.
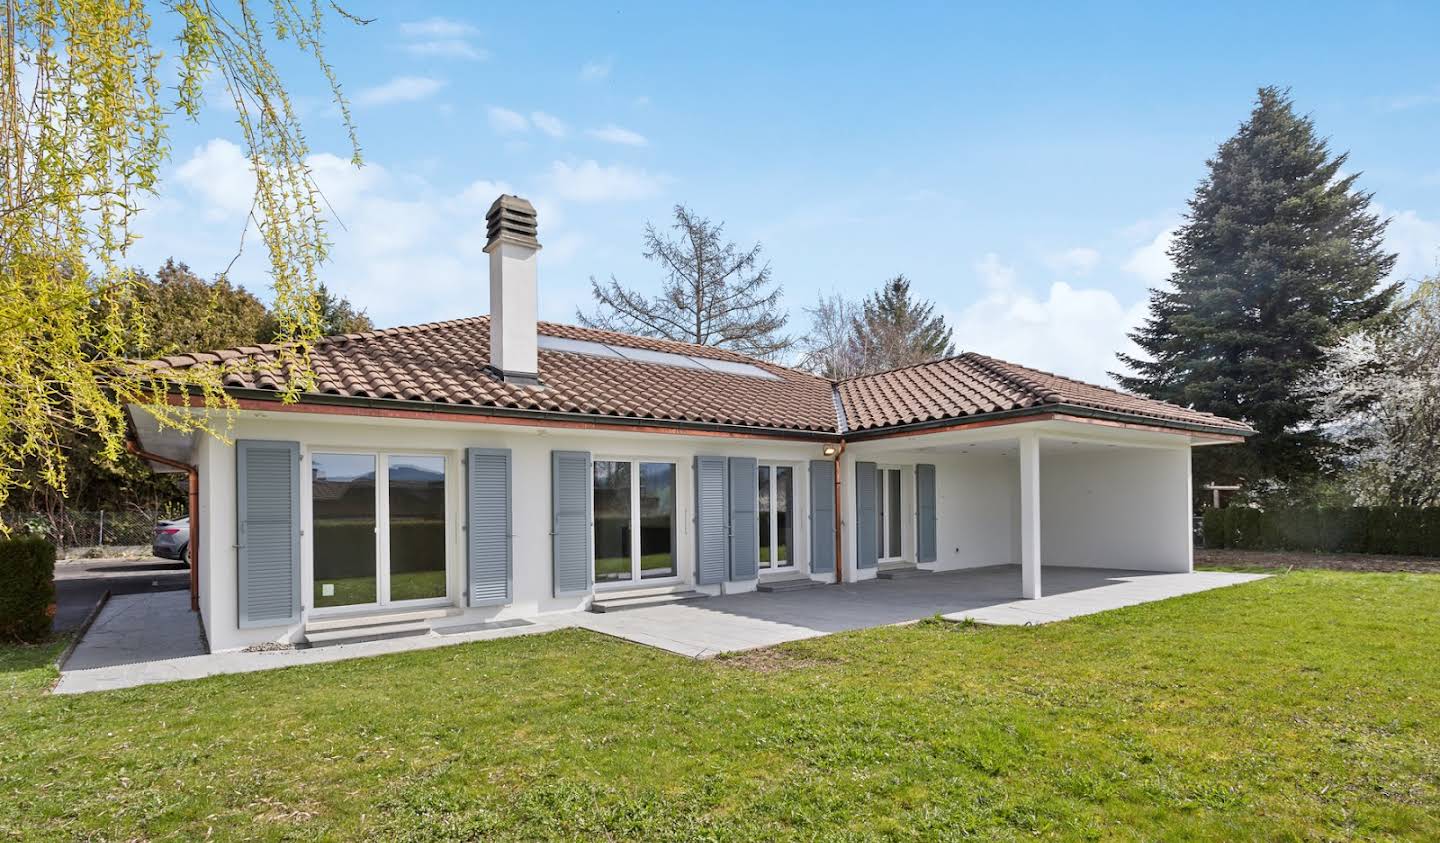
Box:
left=822, top=444, right=839, bottom=457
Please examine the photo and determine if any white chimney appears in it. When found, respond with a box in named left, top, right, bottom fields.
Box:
left=484, top=194, right=541, bottom=385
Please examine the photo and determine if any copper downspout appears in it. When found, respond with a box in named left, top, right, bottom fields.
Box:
left=832, top=440, right=846, bottom=583
left=126, top=440, right=200, bottom=613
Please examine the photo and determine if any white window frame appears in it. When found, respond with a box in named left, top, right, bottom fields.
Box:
left=592, top=456, right=681, bottom=590
left=877, top=465, right=906, bottom=563
left=758, top=462, right=799, bottom=570
left=306, top=448, right=452, bottom=614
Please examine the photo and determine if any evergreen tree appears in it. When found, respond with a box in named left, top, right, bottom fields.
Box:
left=1116, top=87, right=1399, bottom=483
left=850, top=275, right=955, bottom=374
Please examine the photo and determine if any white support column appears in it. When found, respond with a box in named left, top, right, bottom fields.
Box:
left=1019, top=433, right=1042, bottom=599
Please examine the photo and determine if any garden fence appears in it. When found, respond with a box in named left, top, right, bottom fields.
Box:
left=0, top=509, right=183, bottom=551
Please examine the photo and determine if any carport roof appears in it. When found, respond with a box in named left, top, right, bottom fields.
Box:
left=838, top=352, right=1255, bottom=435
left=141, top=316, right=1255, bottom=439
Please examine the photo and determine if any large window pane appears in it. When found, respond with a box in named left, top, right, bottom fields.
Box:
left=388, top=455, right=446, bottom=601
left=887, top=469, right=903, bottom=558
left=776, top=466, right=793, bottom=565
left=758, top=465, right=772, bottom=567
left=313, top=453, right=377, bottom=607
left=638, top=462, right=676, bottom=579
left=593, top=461, right=631, bottom=582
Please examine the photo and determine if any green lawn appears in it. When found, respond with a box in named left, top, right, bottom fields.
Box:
left=2, top=571, right=1437, bottom=840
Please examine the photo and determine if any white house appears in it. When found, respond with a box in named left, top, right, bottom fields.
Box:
left=127, top=195, right=1254, bottom=652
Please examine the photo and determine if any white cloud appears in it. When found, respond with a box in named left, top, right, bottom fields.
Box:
left=531, top=111, right=569, bottom=138
left=585, top=124, right=648, bottom=146
left=355, top=76, right=446, bottom=106
left=544, top=160, right=663, bottom=202
left=175, top=138, right=255, bottom=219
left=579, top=59, right=612, bottom=81
left=1044, top=246, right=1100, bottom=276
left=399, top=17, right=486, bottom=60
left=948, top=256, right=1146, bottom=386
left=401, top=17, right=476, bottom=38
left=487, top=106, right=529, bottom=134
left=974, top=252, right=1017, bottom=289
left=156, top=137, right=600, bottom=328
left=1123, top=225, right=1177, bottom=284
left=1381, top=206, right=1440, bottom=282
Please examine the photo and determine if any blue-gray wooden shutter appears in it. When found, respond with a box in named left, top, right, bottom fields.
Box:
left=236, top=439, right=300, bottom=628
left=855, top=461, right=878, bottom=570
left=551, top=450, right=592, bottom=596
left=694, top=456, right=729, bottom=585
left=466, top=448, right=512, bottom=606
left=809, top=460, right=836, bottom=575
left=916, top=463, right=937, bottom=564
left=728, top=456, right=759, bottom=580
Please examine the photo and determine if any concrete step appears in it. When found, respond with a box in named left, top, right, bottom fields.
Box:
left=876, top=565, right=933, bottom=580
left=303, top=620, right=432, bottom=647
left=588, top=590, right=708, bottom=613
left=304, top=605, right=458, bottom=632
left=756, top=577, right=824, bottom=593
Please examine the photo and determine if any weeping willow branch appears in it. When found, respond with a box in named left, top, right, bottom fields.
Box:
left=0, top=0, right=364, bottom=511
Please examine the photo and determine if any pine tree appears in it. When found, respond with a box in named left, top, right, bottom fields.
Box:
left=850, top=275, right=955, bottom=374
left=1116, top=87, right=1399, bottom=483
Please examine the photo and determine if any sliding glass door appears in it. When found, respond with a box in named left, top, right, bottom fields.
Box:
left=311, top=451, right=448, bottom=610
left=759, top=464, right=794, bottom=569
left=594, top=459, right=677, bottom=585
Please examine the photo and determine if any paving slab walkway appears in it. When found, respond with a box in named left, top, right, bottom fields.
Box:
left=54, top=565, right=1265, bottom=693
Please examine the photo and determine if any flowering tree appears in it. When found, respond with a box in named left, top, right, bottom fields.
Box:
left=1, top=0, right=363, bottom=510
left=1305, top=279, right=1440, bottom=507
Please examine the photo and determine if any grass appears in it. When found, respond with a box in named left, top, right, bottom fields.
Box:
left=2, top=570, right=1437, bottom=839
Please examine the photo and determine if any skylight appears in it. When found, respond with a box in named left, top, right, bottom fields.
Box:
left=536, top=335, right=780, bottom=380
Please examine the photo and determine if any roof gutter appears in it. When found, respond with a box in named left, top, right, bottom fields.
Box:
left=219, top=387, right=845, bottom=442
left=840, top=402, right=1255, bottom=442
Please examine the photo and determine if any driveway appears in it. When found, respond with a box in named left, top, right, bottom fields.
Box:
left=569, top=565, right=1267, bottom=657
left=53, top=557, right=190, bottom=633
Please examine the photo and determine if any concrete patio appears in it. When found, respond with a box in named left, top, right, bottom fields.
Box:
left=569, top=565, right=1267, bottom=657
left=54, top=565, right=1265, bottom=694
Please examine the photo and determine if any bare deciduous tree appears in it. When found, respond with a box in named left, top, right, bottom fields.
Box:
left=796, top=293, right=865, bottom=380
left=578, top=205, right=792, bottom=360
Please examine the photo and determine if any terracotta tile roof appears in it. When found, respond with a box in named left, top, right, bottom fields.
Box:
left=148, top=317, right=839, bottom=433
left=837, top=352, right=1254, bottom=434
left=147, top=320, right=1252, bottom=437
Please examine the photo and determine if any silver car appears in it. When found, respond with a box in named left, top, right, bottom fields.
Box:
left=152, top=516, right=190, bottom=563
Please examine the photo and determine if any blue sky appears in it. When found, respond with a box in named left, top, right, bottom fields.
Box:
left=133, top=1, right=1440, bottom=384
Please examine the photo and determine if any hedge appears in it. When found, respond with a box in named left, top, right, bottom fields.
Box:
left=1202, top=506, right=1440, bottom=557
left=0, top=536, right=56, bottom=643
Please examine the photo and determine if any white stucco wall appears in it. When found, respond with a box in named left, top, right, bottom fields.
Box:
left=194, top=410, right=830, bottom=651
left=1038, top=445, right=1192, bottom=572
left=931, top=453, right=1019, bottom=570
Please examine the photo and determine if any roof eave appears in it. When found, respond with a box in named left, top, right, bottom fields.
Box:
left=218, top=387, right=844, bottom=441
left=841, top=402, right=1255, bottom=442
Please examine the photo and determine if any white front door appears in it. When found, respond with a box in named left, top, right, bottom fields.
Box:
left=310, top=451, right=449, bottom=610
left=877, top=466, right=904, bottom=562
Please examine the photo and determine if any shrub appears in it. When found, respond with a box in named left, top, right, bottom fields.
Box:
left=0, top=536, right=56, bottom=642
left=1201, top=505, right=1440, bottom=557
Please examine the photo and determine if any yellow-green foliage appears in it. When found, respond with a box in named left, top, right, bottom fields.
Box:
left=0, top=0, right=361, bottom=509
